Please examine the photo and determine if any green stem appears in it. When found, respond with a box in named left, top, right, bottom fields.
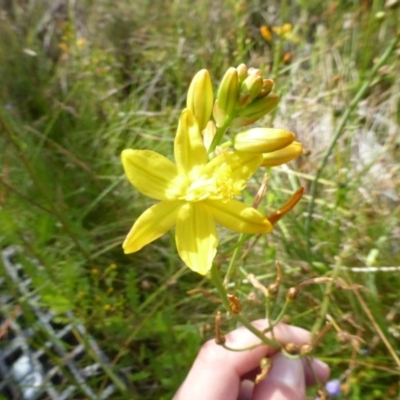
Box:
left=270, top=298, right=291, bottom=328
left=208, top=120, right=231, bottom=154
left=271, top=0, right=288, bottom=82
left=311, top=259, right=341, bottom=337
left=223, top=233, right=245, bottom=286
left=210, top=265, right=280, bottom=349
left=304, top=33, right=400, bottom=259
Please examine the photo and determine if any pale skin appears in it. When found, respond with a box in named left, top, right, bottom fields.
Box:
left=174, top=320, right=330, bottom=400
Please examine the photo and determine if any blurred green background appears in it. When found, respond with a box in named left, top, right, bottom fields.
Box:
left=0, top=0, right=399, bottom=399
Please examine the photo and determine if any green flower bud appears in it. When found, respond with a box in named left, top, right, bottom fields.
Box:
left=234, top=128, right=295, bottom=153
left=186, top=69, right=214, bottom=131
left=238, top=75, right=263, bottom=107
left=261, top=141, right=303, bottom=166
left=232, top=93, right=279, bottom=127
left=214, top=67, right=239, bottom=126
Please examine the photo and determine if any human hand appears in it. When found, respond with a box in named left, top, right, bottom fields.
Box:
left=173, top=320, right=330, bottom=400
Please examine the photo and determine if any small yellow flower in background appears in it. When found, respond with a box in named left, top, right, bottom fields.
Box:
left=283, top=52, right=292, bottom=64
left=273, top=23, right=293, bottom=36
left=260, top=25, right=273, bottom=42
left=272, top=23, right=300, bottom=43
left=121, top=108, right=272, bottom=275
left=76, top=38, right=86, bottom=49
left=58, top=42, right=69, bottom=53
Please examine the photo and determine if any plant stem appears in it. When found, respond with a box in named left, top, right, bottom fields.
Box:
left=208, top=120, right=231, bottom=154
left=311, top=258, right=342, bottom=337
left=210, top=265, right=280, bottom=349
left=223, top=233, right=245, bottom=286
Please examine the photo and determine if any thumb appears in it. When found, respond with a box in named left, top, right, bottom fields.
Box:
left=253, top=352, right=306, bottom=400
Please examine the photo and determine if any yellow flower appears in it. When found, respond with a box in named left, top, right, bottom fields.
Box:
left=260, top=25, right=272, bottom=42
left=121, top=108, right=272, bottom=275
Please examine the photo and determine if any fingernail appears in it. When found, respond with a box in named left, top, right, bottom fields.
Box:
left=268, top=352, right=304, bottom=388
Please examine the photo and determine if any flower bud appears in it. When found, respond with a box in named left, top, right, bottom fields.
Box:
left=236, top=63, right=248, bottom=84
left=234, top=128, right=295, bottom=153
left=232, top=93, right=279, bottom=127
left=261, top=141, right=303, bottom=166
left=257, top=79, right=274, bottom=99
left=248, top=67, right=262, bottom=76
left=238, top=74, right=263, bottom=107
left=186, top=69, right=214, bottom=131
left=214, top=67, right=239, bottom=126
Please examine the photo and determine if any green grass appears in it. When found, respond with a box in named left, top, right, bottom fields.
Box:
left=1, top=0, right=400, bottom=399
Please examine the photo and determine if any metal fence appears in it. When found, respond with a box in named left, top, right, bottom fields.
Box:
left=0, top=246, right=121, bottom=400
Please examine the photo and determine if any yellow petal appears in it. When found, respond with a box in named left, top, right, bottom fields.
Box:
left=123, top=200, right=182, bottom=253
left=175, top=202, right=217, bottom=275
left=121, top=149, right=185, bottom=200
left=202, top=151, right=262, bottom=182
left=204, top=199, right=273, bottom=234
left=175, top=109, right=208, bottom=180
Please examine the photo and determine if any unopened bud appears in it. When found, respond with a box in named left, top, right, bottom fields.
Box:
left=257, top=79, right=274, bottom=99
left=232, top=93, right=279, bottom=127
left=234, top=128, right=295, bottom=153
left=261, top=141, right=303, bottom=167
left=238, top=75, right=263, bottom=107
left=214, top=67, right=239, bottom=127
left=236, top=63, right=248, bottom=84
left=186, top=69, right=214, bottom=131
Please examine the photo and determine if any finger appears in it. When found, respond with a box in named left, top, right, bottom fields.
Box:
left=303, top=357, right=330, bottom=386
left=173, top=321, right=313, bottom=400
left=253, top=352, right=305, bottom=400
